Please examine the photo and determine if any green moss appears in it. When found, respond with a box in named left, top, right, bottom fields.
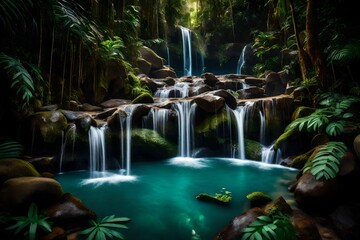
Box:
left=290, top=148, right=315, bottom=169
left=131, top=128, right=177, bottom=159
left=291, top=106, right=315, bottom=121
left=0, top=158, right=40, bottom=184
left=131, top=93, right=154, bottom=104
left=246, top=191, right=272, bottom=202
left=196, top=188, right=232, bottom=204
left=273, top=127, right=298, bottom=150
left=125, top=72, right=152, bottom=99
left=195, top=110, right=229, bottom=136
left=245, top=139, right=263, bottom=161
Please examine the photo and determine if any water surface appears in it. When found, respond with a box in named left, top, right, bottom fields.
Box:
left=56, top=157, right=298, bottom=240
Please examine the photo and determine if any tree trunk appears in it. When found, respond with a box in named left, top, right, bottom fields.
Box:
left=306, top=0, right=328, bottom=88
left=289, top=0, right=311, bottom=81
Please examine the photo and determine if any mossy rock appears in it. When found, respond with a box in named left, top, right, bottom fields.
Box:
left=131, top=93, right=154, bottom=104
left=291, top=106, right=315, bottom=121
left=246, top=191, right=272, bottom=207
left=196, top=193, right=232, bottom=204
left=264, top=196, right=293, bottom=215
left=290, top=149, right=315, bottom=169
left=273, top=127, right=299, bottom=150
left=0, top=158, right=40, bottom=184
left=245, top=139, right=263, bottom=161
left=195, top=109, right=229, bottom=136
left=131, top=128, right=177, bottom=160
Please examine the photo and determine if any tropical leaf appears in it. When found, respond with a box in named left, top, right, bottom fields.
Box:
left=6, top=203, right=52, bottom=240
left=0, top=140, right=24, bottom=159
left=80, top=215, right=130, bottom=240
left=303, top=141, right=347, bottom=180
left=241, top=212, right=296, bottom=240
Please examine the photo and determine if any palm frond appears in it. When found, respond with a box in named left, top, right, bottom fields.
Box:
left=327, top=40, right=360, bottom=63
left=0, top=140, right=24, bottom=159
left=0, top=53, right=35, bottom=108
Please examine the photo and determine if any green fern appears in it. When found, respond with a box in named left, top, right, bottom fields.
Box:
left=285, top=93, right=359, bottom=137
left=303, top=141, right=347, bottom=180
left=241, top=212, right=296, bottom=240
left=79, top=215, right=130, bottom=240
left=0, top=140, right=24, bottom=159
left=0, top=53, right=35, bottom=108
left=6, top=203, right=52, bottom=240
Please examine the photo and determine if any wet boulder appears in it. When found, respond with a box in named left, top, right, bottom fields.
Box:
left=0, top=158, right=40, bottom=184
left=264, top=72, right=287, bottom=96
left=46, top=193, right=97, bottom=230
left=194, top=94, right=225, bottom=113
left=0, top=177, right=64, bottom=214
left=139, top=46, right=164, bottom=70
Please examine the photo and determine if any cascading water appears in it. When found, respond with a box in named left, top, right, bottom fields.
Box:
left=231, top=106, right=247, bottom=159
left=88, top=125, right=107, bottom=172
left=154, top=82, right=190, bottom=98
left=166, top=45, right=171, bottom=67
left=175, top=101, right=197, bottom=157
left=180, top=26, right=192, bottom=76
left=236, top=45, right=250, bottom=75
left=59, top=124, right=77, bottom=172
left=151, top=108, right=169, bottom=137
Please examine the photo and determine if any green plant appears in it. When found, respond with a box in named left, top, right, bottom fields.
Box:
left=0, top=53, right=37, bottom=109
left=285, top=93, right=359, bottom=137
left=0, top=140, right=24, bottom=159
left=100, top=36, right=125, bottom=61
left=6, top=203, right=52, bottom=240
left=79, top=215, right=130, bottom=240
left=303, top=141, right=347, bottom=180
left=241, top=212, right=296, bottom=240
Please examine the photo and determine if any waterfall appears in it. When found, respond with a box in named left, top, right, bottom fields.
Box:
left=122, top=105, right=138, bottom=176
left=231, top=102, right=258, bottom=159
left=180, top=26, right=192, bottom=76
left=259, top=110, right=266, bottom=145
left=175, top=101, right=197, bottom=157
left=89, top=125, right=107, bottom=172
left=154, top=82, right=190, bottom=98
left=152, top=108, right=169, bottom=137
left=236, top=45, right=250, bottom=75
left=262, top=146, right=282, bottom=164
left=166, top=45, right=171, bottom=67
left=59, top=124, right=76, bottom=172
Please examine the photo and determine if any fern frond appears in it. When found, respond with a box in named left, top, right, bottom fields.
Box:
left=303, top=141, right=347, bottom=180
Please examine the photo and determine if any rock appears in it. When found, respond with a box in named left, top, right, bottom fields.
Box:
left=264, top=72, right=287, bottom=96
left=23, top=111, right=68, bottom=155
left=291, top=209, right=322, bottom=240
left=131, top=128, right=177, bottom=160
left=100, top=99, right=131, bottom=108
left=143, top=78, right=166, bottom=92
left=137, top=57, right=152, bottom=76
left=264, top=196, right=292, bottom=215
left=294, top=171, right=341, bottom=212
left=64, top=100, right=79, bottom=111
left=244, top=139, right=263, bottom=161
left=189, top=85, right=213, bottom=97
left=201, top=72, right=219, bottom=87
left=164, top=77, right=176, bottom=86
left=330, top=203, right=360, bottom=240
left=79, top=103, right=103, bottom=111
left=0, top=177, right=64, bottom=214
left=339, top=151, right=357, bottom=176
left=94, top=108, right=118, bottom=120
left=196, top=192, right=231, bottom=204
left=215, top=80, right=243, bottom=91
left=46, top=193, right=97, bottom=230
left=0, top=158, right=40, bottom=184
left=26, top=156, right=55, bottom=174
left=107, top=108, right=128, bottom=130
left=246, top=191, right=272, bottom=207
left=213, top=208, right=264, bottom=240
left=75, top=114, right=96, bottom=132
left=211, top=89, right=237, bottom=110
left=244, top=77, right=265, bottom=87
left=194, top=94, right=225, bottom=113
left=353, top=134, right=360, bottom=160
left=150, top=67, right=176, bottom=78
left=131, top=93, right=154, bottom=104
left=291, top=106, right=316, bottom=121
left=139, top=46, right=164, bottom=70
left=237, top=86, right=265, bottom=99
